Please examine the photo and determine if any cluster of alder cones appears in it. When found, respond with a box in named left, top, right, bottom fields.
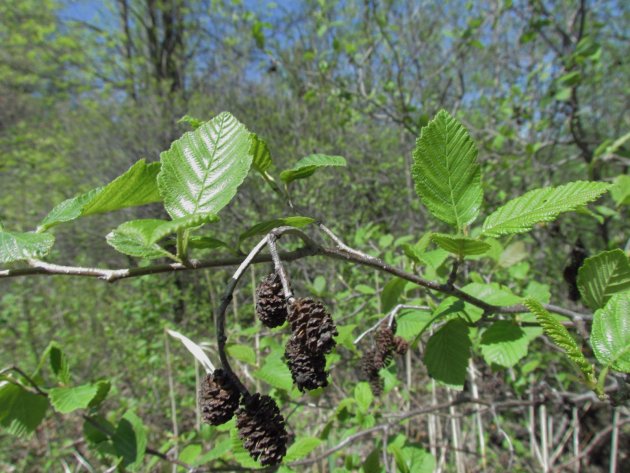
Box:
left=198, top=272, right=338, bottom=466
left=361, top=318, right=409, bottom=395
left=256, top=272, right=338, bottom=392
left=199, top=370, right=288, bottom=466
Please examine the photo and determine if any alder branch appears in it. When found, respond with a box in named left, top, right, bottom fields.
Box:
left=0, top=226, right=591, bottom=320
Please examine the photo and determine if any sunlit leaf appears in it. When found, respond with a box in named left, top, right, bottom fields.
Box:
left=412, top=110, right=483, bottom=229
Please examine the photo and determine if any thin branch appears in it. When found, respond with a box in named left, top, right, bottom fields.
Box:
left=215, top=236, right=270, bottom=397
left=2, top=227, right=591, bottom=322
left=267, top=233, right=294, bottom=302
left=354, top=304, right=430, bottom=344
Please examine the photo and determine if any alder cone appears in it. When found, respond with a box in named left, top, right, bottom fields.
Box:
left=255, top=273, right=288, bottom=328
left=285, top=337, right=328, bottom=391
left=199, top=369, right=240, bottom=425
left=361, top=348, right=384, bottom=396
left=236, top=393, right=288, bottom=466
left=374, top=323, right=396, bottom=368
left=393, top=336, right=409, bottom=356
left=288, top=298, right=337, bottom=355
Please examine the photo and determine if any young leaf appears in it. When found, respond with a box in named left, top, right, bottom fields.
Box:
left=577, top=249, right=630, bottom=310
left=112, top=411, right=147, bottom=471
left=479, top=321, right=529, bottom=368
left=250, top=133, right=272, bottom=173
left=106, top=220, right=176, bottom=259
left=0, top=230, right=55, bottom=264
left=523, top=299, right=597, bottom=388
left=381, top=277, right=407, bottom=313
left=590, top=294, right=630, bottom=373
left=45, top=342, right=70, bottom=385
left=279, top=154, right=346, bottom=184
left=412, top=110, right=483, bottom=229
left=481, top=181, right=610, bottom=237
left=0, top=382, right=49, bottom=437
left=284, top=437, right=322, bottom=462
left=106, top=213, right=219, bottom=259
left=238, top=216, right=315, bottom=242
left=166, top=329, right=215, bottom=374
left=354, top=382, right=373, bottom=413
left=38, top=160, right=161, bottom=231
left=226, top=344, right=257, bottom=365
left=431, top=233, right=490, bottom=257
left=158, top=112, right=252, bottom=218
left=253, top=350, right=293, bottom=391
left=423, top=319, right=471, bottom=389
left=610, top=174, right=630, bottom=207
left=49, top=384, right=99, bottom=414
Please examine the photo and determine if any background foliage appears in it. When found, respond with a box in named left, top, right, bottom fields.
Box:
left=1, top=0, right=628, bottom=471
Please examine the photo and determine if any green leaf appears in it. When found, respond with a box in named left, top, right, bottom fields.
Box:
left=577, top=249, right=630, bottom=310
left=396, top=308, right=432, bottom=341
left=280, top=154, right=346, bottom=184
left=381, top=278, right=407, bottom=313
left=88, top=380, right=111, bottom=409
left=158, top=112, right=252, bottom=218
left=253, top=351, right=293, bottom=391
left=412, top=110, right=483, bottom=229
left=194, top=437, right=232, bottom=465
left=354, top=382, right=373, bottom=413
left=284, top=437, right=322, bottom=462
left=179, top=444, right=202, bottom=464
left=590, top=294, right=630, bottom=373
left=524, top=299, right=597, bottom=388
left=0, top=230, right=55, bottom=263
left=188, top=236, right=233, bottom=251
left=239, top=216, right=315, bottom=241
left=480, top=321, right=529, bottom=368
left=0, top=382, right=48, bottom=437
left=46, top=342, right=70, bottom=385
left=431, top=233, right=490, bottom=257
left=106, top=213, right=218, bottom=259
left=226, top=344, right=257, bottom=365
left=250, top=133, right=272, bottom=173
left=610, top=174, right=630, bottom=207
left=178, top=114, right=204, bottom=130
left=481, top=181, right=610, bottom=237
left=498, top=241, right=528, bottom=268
left=401, top=445, right=435, bottom=473
left=39, top=160, right=161, bottom=231
left=106, top=220, right=175, bottom=259
left=423, top=319, right=471, bottom=389
left=112, top=411, right=147, bottom=471
left=49, top=384, right=99, bottom=414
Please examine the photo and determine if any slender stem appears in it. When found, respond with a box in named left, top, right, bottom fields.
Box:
left=267, top=233, right=294, bottom=302
left=163, top=330, right=179, bottom=473
left=610, top=408, right=619, bottom=473
left=0, top=366, right=47, bottom=396
left=354, top=304, right=430, bottom=344
left=3, top=226, right=591, bottom=322
left=215, top=236, right=269, bottom=397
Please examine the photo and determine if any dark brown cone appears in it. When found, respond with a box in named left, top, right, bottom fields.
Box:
left=284, top=337, right=328, bottom=391
left=393, top=336, right=409, bottom=356
left=236, top=394, right=288, bottom=466
left=255, top=273, right=288, bottom=328
left=374, top=323, right=395, bottom=368
left=288, top=298, right=337, bottom=355
left=361, top=348, right=384, bottom=396
left=199, top=369, right=240, bottom=425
